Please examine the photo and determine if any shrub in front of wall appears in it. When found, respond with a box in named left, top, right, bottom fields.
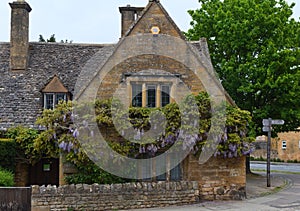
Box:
left=0, top=139, right=16, bottom=172
left=0, top=168, right=14, bottom=187
left=6, top=126, right=40, bottom=164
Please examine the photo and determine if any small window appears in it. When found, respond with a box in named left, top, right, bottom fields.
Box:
left=298, top=140, right=300, bottom=149
left=44, top=93, right=67, bottom=109
left=282, top=140, right=287, bottom=149
left=42, top=75, right=69, bottom=109
left=147, top=85, right=156, bottom=108
left=132, top=84, right=142, bottom=107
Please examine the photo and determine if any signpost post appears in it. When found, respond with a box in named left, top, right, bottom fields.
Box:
left=262, top=118, right=284, bottom=187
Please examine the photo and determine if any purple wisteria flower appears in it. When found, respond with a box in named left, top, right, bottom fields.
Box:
left=67, top=142, right=73, bottom=152
left=59, top=141, right=67, bottom=151
left=73, top=129, right=79, bottom=138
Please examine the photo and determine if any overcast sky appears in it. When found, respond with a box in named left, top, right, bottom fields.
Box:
left=0, top=0, right=299, bottom=44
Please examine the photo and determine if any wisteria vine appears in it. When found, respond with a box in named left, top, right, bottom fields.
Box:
left=35, top=92, right=255, bottom=164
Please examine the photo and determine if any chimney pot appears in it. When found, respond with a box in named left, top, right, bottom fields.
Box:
left=119, top=6, right=144, bottom=37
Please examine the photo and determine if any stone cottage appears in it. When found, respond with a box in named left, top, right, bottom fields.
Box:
left=252, top=131, right=300, bottom=162
left=0, top=0, right=246, bottom=201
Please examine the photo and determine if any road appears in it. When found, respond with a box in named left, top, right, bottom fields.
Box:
left=250, top=161, right=300, bottom=173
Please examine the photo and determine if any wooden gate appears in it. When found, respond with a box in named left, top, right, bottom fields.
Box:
left=0, top=187, right=31, bottom=211
left=29, top=158, right=59, bottom=186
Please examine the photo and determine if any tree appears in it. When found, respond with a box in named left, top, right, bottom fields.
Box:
left=38, top=35, right=45, bottom=42
left=39, top=34, right=56, bottom=42
left=38, top=34, right=72, bottom=43
left=185, top=0, right=300, bottom=136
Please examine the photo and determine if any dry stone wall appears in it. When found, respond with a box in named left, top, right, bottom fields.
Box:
left=31, top=181, right=199, bottom=211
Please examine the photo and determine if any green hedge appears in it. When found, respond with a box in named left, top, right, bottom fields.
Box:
left=0, top=167, right=14, bottom=187
left=0, top=139, right=16, bottom=172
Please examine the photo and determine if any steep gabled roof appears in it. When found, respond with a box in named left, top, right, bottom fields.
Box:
left=124, top=0, right=186, bottom=40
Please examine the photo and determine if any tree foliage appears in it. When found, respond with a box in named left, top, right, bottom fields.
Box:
left=6, top=127, right=39, bottom=164
left=39, top=34, right=56, bottom=42
left=0, top=139, right=16, bottom=172
left=39, top=34, right=72, bottom=43
left=186, top=0, right=300, bottom=135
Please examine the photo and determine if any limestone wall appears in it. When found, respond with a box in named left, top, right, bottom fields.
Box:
left=31, top=181, right=199, bottom=211
left=182, top=155, right=246, bottom=200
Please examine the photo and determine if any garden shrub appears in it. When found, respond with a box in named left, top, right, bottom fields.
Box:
left=6, top=126, right=39, bottom=164
left=0, top=167, right=14, bottom=187
left=0, top=139, right=16, bottom=172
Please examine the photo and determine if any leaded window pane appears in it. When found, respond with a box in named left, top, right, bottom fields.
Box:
left=132, top=84, right=142, bottom=107
left=141, top=159, right=152, bottom=181
left=170, top=164, right=181, bottom=181
left=161, top=85, right=170, bottom=107
left=45, top=94, right=54, bottom=109
left=147, top=85, right=156, bottom=108
left=55, top=93, right=66, bottom=105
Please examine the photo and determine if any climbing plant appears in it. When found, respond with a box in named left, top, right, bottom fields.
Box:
left=7, top=92, right=254, bottom=183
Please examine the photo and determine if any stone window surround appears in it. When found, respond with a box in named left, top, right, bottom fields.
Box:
left=123, top=70, right=182, bottom=108
left=131, top=82, right=171, bottom=108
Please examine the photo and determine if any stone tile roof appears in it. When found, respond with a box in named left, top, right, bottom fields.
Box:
left=0, top=40, right=231, bottom=129
left=0, top=42, right=114, bottom=128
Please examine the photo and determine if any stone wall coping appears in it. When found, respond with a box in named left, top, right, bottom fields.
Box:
left=32, top=181, right=199, bottom=195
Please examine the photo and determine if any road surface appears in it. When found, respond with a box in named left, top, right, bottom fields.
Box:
left=250, top=161, right=300, bottom=173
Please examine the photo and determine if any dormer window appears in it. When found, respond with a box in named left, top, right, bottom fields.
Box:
left=42, top=75, right=69, bottom=109
left=44, top=93, right=67, bottom=109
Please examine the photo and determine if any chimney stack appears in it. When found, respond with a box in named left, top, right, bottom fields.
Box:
left=119, top=5, right=144, bottom=37
left=9, top=0, right=32, bottom=71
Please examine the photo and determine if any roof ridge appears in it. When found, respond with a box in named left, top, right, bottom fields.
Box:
left=28, top=42, right=116, bottom=47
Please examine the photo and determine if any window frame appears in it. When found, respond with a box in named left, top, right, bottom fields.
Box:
left=140, top=160, right=182, bottom=182
left=43, top=92, right=67, bottom=109
left=131, top=82, right=171, bottom=108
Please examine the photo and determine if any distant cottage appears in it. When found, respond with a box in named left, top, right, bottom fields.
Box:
left=0, top=0, right=246, bottom=201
